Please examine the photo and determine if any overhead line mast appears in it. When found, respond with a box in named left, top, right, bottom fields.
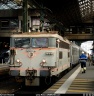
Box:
left=28, top=0, right=65, bottom=36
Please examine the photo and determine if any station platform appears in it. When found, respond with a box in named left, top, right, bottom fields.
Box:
left=43, top=62, right=94, bottom=94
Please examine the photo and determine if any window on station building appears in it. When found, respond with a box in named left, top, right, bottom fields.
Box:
left=85, top=27, right=93, bottom=33
left=70, top=28, right=72, bottom=32
left=10, top=20, right=19, bottom=29
left=1, top=20, right=9, bottom=29
left=0, top=19, right=19, bottom=30
left=78, top=0, right=92, bottom=17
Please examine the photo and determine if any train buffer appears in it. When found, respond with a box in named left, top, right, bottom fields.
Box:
left=43, top=61, right=94, bottom=94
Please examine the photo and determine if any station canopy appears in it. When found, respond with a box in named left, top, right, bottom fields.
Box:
left=0, top=0, right=22, bottom=9
left=0, top=0, right=94, bottom=27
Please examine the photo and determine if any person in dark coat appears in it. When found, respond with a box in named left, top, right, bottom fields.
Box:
left=79, top=51, right=88, bottom=73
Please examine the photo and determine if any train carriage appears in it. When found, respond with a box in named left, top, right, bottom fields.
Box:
left=70, top=42, right=80, bottom=67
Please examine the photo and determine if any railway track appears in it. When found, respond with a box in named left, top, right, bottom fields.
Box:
left=13, top=65, right=78, bottom=95
left=0, top=64, right=78, bottom=95
left=0, top=76, right=22, bottom=94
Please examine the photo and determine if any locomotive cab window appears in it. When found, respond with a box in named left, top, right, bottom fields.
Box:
left=14, top=38, right=30, bottom=48
left=32, top=38, right=48, bottom=48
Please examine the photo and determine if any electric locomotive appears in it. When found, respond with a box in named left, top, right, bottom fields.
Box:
left=9, top=31, right=71, bottom=86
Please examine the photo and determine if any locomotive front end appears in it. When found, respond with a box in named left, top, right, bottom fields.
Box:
left=9, top=34, right=57, bottom=86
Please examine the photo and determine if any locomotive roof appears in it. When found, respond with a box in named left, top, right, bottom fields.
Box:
left=10, top=31, right=70, bottom=44
left=0, top=31, right=70, bottom=44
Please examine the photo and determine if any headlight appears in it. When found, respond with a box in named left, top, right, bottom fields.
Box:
left=42, top=59, right=46, bottom=63
left=16, top=59, right=20, bottom=63
left=16, top=59, right=22, bottom=66
left=40, top=59, right=46, bottom=66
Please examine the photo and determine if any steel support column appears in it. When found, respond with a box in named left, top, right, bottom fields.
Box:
left=22, top=0, right=28, bottom=32
left=39, top=5, right=45, bottom=32
left=93, top=18, right=94, bottom=34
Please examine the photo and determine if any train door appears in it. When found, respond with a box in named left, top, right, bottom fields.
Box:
left=56, top=39, right=60, bottom=68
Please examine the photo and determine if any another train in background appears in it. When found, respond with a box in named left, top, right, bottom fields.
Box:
left=70, top=41, right=87, bottom=67
left=0, top=31, right=87, bottom=86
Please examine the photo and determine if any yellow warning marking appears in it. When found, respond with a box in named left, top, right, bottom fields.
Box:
left=54, top=84, right=63, bottom=86
left=67, top=89, right=93, bottom=93
left=73, top=79, right=94, bottom=81
left=72, top=82, right=93, bottom=84
left=57, top=80, right=66, bottom=82
left=74, top=80, right=94, bottom=82
left=51, top=86, right=59, bottom=89
left=56, top=81, right=65, bottom=83
left=50, top=80, right=67, bottom=90
left=59, top=78, right=66, bottom=81
left=47, top=89, right=57, bottom=91
left=74, top=79, right=94, bottom=81
left=45, top=77, right=94, bottom=93
left=67, top=79, right=94, bottom=93
left=68, top=87, right=94, bottom=90
left=71, top=83, right=93, bottom=85
left=45, top=79, right=66, bottom=92
left=70, top=85, right=94, bottom=87
left=53, top=82, right=64, bottom=86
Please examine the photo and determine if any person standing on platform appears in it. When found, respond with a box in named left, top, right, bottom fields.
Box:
left=79, top=51, right=88, bottom=73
